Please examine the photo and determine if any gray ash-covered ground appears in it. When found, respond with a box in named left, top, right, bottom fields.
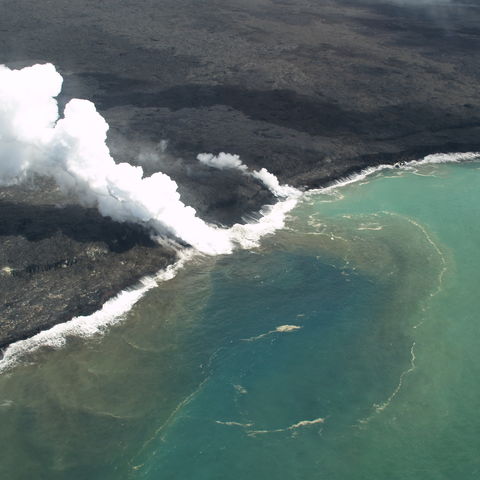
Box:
left=0, top=0, right=479, bottom=347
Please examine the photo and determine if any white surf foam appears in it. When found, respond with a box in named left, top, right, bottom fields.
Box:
left=229, top=197, right=300, bottom=249
left=314, top=151, right=480, bottom=195
left=0, top=195, right=301, bottom=372
left=1, top=65, right=478, bottom=372
left=0, top=63, right=306, bottom=371
left=3, top=150, right=477, bottom=372
left=0, top=251, right=194, bottom=374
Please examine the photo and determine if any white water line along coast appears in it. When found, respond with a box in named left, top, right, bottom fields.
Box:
left=1, top=63, right=479, bottom=373
left=0, top=62, right=302, bottom=371
left=313, top=151, right=480, bottom=195
left=1, top=150, right=478, bottom=373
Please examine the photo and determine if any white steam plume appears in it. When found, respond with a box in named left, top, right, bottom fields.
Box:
left=197, top=152, right=248, bottom=171
left=0, top=64, right=300, bottom=255
left=251, top=168, right=300, bottom=198
left=197, top=152, right=301, bottom=198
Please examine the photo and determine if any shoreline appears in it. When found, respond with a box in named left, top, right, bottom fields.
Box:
left=2, top=150, right=478, bottom=370
left=1, top=0, right=480, bottom=358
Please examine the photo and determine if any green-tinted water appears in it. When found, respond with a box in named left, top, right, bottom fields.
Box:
left=1, top=161, right=479, bottom=479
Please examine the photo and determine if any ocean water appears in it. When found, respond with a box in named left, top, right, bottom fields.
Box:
left=1, top=160, right=480, bottom=479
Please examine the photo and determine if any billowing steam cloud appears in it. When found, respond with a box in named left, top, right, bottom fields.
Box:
left=197, top=152, right=300, bottom=198
left=0, top=64, right=300, bottom=255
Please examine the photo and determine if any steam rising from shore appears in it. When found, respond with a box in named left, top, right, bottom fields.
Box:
left=197, top=152, right=300, bottom=198
left=0, top=63, right=299, bottom=255
left=197, top=152, right=248, bottom=172
left=0, top=62, right=304, bottom=370
left=1, top=63, right=478, bottom=372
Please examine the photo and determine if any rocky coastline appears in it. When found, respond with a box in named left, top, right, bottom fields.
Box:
left=1, top=0, right=479, bottom=348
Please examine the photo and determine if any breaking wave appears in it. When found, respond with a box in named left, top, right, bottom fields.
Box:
left=0, top=63, right=478, bottom=372
left=315, top=151, right=480, bottom=194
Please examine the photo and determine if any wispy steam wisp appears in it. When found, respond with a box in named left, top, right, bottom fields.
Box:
left=197, top=152, right=300, bottom=198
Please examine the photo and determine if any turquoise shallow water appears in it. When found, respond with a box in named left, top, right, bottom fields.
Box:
left=1, top=161, right=480, bottom=479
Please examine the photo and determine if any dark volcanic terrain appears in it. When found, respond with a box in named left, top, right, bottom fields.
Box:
left=1, top=0, right=479, bottom=347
